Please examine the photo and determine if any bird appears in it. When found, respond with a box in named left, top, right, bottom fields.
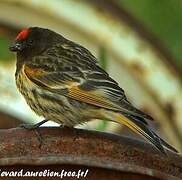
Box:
left=9, top=27, right=177, bottom=154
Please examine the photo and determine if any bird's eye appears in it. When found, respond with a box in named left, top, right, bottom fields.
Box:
left=28, top=40, right=33, bottom=45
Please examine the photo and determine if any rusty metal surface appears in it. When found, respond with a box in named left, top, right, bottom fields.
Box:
left=0, top=127, right=181, bottom=180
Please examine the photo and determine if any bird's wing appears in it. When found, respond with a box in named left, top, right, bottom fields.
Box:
left=23, top=55, right=152, bottom=123
left=23, top=63, right=124, bottom=112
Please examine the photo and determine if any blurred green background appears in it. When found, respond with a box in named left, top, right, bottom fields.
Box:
left=120, top=0, right=182, bottom=68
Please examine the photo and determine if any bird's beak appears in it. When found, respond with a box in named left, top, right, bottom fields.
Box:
left=9, top=42, right=23, bottom=52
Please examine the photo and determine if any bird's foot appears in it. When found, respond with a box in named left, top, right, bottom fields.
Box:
left=19, top=119, right=49, bottom=148
left=19, top=119, right=49, bottom=130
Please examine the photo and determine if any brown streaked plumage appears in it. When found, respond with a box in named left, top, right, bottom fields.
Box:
left=9, top=27, right=178, bottom=154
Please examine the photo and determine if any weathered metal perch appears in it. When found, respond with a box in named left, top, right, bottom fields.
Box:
left=0, top=127, right=181, bottom=180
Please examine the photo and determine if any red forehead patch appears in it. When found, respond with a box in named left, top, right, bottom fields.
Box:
left=15, top=28, right=29, bottom=40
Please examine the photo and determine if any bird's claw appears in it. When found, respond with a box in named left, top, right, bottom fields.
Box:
left=19, top=119, right=49, bottom=130
left=19, top=123, right=39, bottom=130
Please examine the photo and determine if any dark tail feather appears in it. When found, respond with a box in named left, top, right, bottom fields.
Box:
left=130, top=114, right=178, bottom=153
left=128, top=115, right=166, bottom=154
left=126, top=114, right=178, bottom=154
left=116, top=113, right=166, bottom=154
left=152, top=130, right=178, bottom=153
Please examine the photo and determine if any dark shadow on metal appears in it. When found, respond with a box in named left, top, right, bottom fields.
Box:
left=0, top=127, right=181, bottom=180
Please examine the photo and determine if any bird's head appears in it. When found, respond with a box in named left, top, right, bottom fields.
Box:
left=9, top=27, right=62, bottom=56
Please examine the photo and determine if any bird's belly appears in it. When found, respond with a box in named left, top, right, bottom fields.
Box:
left=15, top=71, right=85, bottom=126
left=16, top=70, right=43, bottom=116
